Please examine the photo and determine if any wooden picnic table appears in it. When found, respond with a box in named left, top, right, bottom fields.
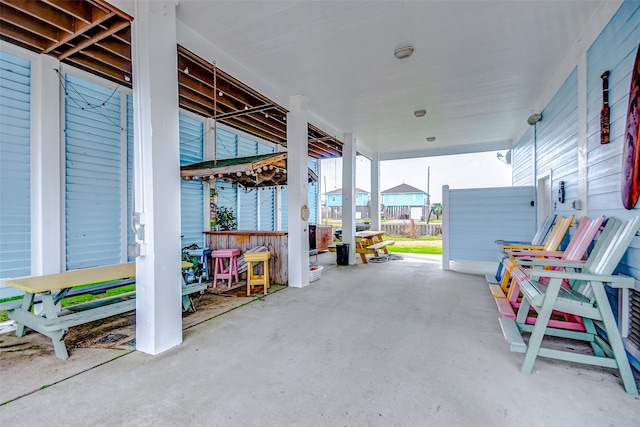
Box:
left=4, top=261, right=205, bottom=359
left=329, top=231, right=395, bottom=264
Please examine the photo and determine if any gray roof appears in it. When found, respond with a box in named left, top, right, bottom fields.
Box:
left=326, top=187, right=370, bottom=195
left=381, top=183, right=426, bottom=194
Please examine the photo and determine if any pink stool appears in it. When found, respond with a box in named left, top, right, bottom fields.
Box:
left=211, top=249, right=240, bottom=288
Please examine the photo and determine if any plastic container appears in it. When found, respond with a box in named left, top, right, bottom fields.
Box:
left=336, top=243, right=350, bottom=266
left=309, top=265, right=323, bottom=282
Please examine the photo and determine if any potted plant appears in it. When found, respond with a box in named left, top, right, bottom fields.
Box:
left=215, top=206, right=237, bottom=230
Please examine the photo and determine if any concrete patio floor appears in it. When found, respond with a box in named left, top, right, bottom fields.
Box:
left=0, top=252, right=638, bottom=426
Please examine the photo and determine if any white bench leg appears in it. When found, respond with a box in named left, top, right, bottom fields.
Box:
left=15, top=292, right=34, bottom=338
left=51, top=329, right=69, bottom=360
left=520, top=278, right=562, bottom=375
left=591, top=284, right=638, bottom=395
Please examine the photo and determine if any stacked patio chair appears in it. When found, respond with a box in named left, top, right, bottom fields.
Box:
left=498, top=215, right=640, bottom=395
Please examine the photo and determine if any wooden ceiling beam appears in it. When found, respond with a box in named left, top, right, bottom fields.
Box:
left=77, top=45, right=131, bottom=74
left=95, top=37, right=131, bottom=61
left=246, top=110, right=286, bottom=135
left=43, top=11, right=116, bottom=54
left=223, top=117, right=285, bottom=144
left=179, top=97, right=215, bottom=119
left=64, top=54, right=130, bottom=86
left=0, top=0, right=76, bottom=33
left=226, top=111, right=286, bottom=139
left=179, top=86, right=216, bottom=115
left=308, top=143, right=341, bottom=158
left=0, top=20, right=48, bottom=51
left=57, top=18, right=129, bottom=60
left=216, top=104, right=273, bottom=120
left=43, top=0, right=95, bottom=23
left=0, top=6, right=61, bottom=43
left=112, top=25, right=130, bottom=45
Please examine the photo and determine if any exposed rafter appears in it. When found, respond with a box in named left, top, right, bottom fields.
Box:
left=0, top=1, right=343, bottom=159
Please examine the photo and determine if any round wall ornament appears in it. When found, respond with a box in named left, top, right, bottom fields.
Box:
left=301, top=204, right=310, bottom=221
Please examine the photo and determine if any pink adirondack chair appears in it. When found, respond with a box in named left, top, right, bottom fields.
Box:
left=489, top=215, right=575, bottom=299
left=494, top=215, right=606, bottom=331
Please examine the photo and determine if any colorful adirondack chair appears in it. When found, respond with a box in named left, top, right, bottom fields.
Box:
left=493, top=215, right=606, bottom=331
left=486, top=215, right=556, bottom=285
left=488, top=215, right=575, bottom=299
left=499, top=216, right=640, bottom=395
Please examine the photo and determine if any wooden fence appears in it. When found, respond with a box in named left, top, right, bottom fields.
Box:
left=380, top=222, right=441, bottom=237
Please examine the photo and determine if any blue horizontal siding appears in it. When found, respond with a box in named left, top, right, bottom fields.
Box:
left=0, top=51, right=31, bottom=278
left=449, top=187, right=536, bottom=262
left=64, top=74, right=122, bottom=270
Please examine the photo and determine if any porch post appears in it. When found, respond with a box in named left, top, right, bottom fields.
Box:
left=442, top=185, right=450, bottom=271
left=370, top=152, right=381, bottom=230
left=342, top=133, right=357, bottom=264
left=31, top=54, right=62, bottom=275
left=131, top=0, right=182, bottom=355
left=287, top=95, right=310, bottom=287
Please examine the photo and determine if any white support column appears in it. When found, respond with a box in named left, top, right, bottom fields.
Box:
left=442, top=185, right=450, bottom=271
left=342, top=133, right=357, bottom=264
left=31, top=54, right=62, bottom=275
left=316, top=159, right=322, bottom=224
left=370, top=152, right=381, bottom=230
left=131, top=0, right=182, bottom=355
left=287, top=95, right=310, bottom=287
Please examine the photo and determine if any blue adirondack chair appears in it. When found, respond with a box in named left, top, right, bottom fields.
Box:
left=499, top=216, right=640, bottom=395
left=486, top=215, right=556, bottom=285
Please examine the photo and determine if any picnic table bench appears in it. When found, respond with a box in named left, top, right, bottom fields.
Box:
left=328, top=231, right=395, bottom=264
left=4, top=261, right=206, bottom=360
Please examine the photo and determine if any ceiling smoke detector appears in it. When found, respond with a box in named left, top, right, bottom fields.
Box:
left=394, top=45, right=414, bottom=59
left=414, top=109, right=427, bottom=117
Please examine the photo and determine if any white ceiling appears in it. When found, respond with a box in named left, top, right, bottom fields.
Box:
left=175, top=1, right=611, bottom=160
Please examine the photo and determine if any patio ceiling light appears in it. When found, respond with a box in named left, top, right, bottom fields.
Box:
left=394, top=45, right=414, bottom=59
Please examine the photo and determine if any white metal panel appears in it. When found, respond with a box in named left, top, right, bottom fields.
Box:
left=0, top=51, right=30, bottom=278
left=448, top=186, right=536, bottom=262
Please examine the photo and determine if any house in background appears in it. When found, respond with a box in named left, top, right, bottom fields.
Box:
left=381, top=184, right=428, bottom=220
left=325, top=188, right=370, bottom=220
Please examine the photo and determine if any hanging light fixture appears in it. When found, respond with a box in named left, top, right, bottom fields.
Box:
left=394, top=45, right=415, bottom=59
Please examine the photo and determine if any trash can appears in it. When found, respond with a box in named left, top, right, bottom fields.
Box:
left=336, top=243, right=350, bottom=266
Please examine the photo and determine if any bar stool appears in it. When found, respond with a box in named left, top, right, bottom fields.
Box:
left=243, top=251, right=271, bottom=296
left=211, top=248, right=240, bottom=288
left=185, top=247, right=211, bottom=282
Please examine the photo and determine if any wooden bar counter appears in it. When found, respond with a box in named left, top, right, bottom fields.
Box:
left=204, top=231, right=288, bottom=285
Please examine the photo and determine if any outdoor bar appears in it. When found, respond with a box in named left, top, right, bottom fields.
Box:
left=204, top=230, right=288, bottom=285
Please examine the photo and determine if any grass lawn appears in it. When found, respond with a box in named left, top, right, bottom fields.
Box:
left=385, top=234, right=442, bottom=255
left=0, top=284, right=135, bottom=322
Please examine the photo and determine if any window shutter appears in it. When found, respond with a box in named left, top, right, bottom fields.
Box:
left=258, top=143, right=275, bottom=230
left=307, top=158, right=318, bottom=224
left=238, top=137, right=258, bottom=230
left=64, top=74, right=122, bottom=270
left=179, top=115, right=204, bottom=247
left=0, top=51, right=31, bottom=278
